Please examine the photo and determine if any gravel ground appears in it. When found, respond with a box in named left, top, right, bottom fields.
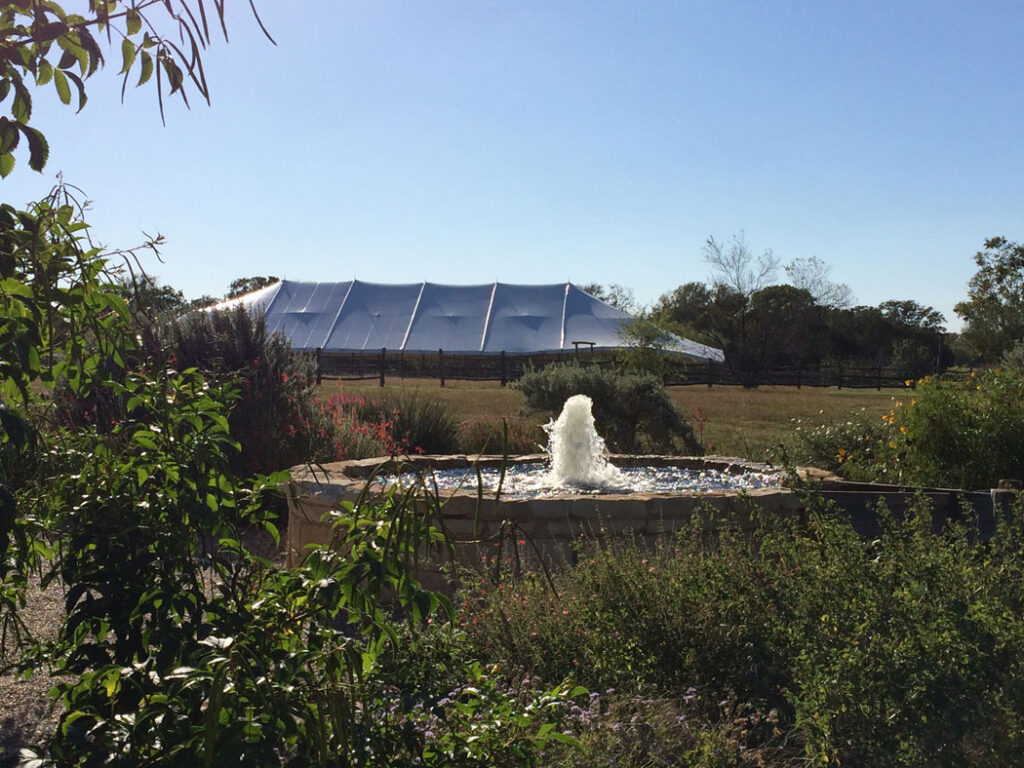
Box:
left=0, top=578, right=69, bottom=767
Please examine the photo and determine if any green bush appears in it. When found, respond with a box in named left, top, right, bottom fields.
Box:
left=167, top=307, right=338, bottom=475
left=322, top=388, right=460, bottom=457
left=463, top=496, right=1024, bottom=766
left=456, top=417, right=546, bottom=455
left=513, top=363, right=701, bottom=454
left=791, top=369, right=1024, bottom=489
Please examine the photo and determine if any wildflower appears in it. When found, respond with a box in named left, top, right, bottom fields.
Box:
left=900, top=426, right=907, bottom=433
left=905, top=379, right=913, bottom=387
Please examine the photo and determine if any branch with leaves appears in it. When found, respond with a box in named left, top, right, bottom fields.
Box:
left=0, top=0, right=272, bottom=177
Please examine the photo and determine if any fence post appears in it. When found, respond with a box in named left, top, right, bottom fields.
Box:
left=707, top=360, right=714, bottom=388
left=379, top=347, right=386, bottom=387
left=439, top=348, right=445, bottom=388
left=796, top=365, right=802, bottom=390
left=315, top=347, right=322, bottom=386
left=500, top=350, right=507, bottom=386
left=837, top=365, right=843, bottom=390
left=876, top=365, right=882, bottom=391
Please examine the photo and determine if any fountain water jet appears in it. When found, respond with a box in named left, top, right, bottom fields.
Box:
left=541, top=394, right=624, bottom=490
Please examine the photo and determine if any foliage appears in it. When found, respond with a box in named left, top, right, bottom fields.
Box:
left=578, top=283, right=640, bottom=313
left=322, top=387, right=461, bottom=458
left=465, top=495, right=1024, bottom=766
left=784, top=255, right=854, bottom=309
left=791, top=369, right=1024, bottom=489
left=456, top=417, right=545, bottom=456
left=513, top=362, right=701, bottom=454
left=226, top=275, right=279, bottom=299
left=0, top=0, right=271, bottom=177
left=615, top=311, right=686, bottom=380
left=161, top=307, right=337, bottom=475
left=0, top=184, right=142, bottom=656
left=954, top=236, right=1024, bottom=361
left=14, top=371, right=575, bottom=764
left=654, top=246, right=953, bottom=384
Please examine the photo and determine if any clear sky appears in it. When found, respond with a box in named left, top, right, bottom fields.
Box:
left=6, top=0, right=1024, bottom=330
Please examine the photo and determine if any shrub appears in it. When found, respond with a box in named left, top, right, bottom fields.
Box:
left=790, top=369, right=1024, bottom=489
left=321, top=387, right=460, bottom=458
left=168, top=307, right=338, bottom=475
left=456, top=417, right=546, bottom=455
left=463, top=495, right=1024, bottom=766
left=513, top=363, right=701, bottom=454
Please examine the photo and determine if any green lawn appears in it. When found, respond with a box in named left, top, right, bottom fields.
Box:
left=319, top=378, right=904, bottom=460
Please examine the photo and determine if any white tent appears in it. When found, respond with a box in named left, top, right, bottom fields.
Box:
left=213, top=280, right=724, bottom=362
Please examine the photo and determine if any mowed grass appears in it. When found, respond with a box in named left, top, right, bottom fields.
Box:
left=318, top=377, right=903, bottom=460
left=666, top=385, right=901, bottom=459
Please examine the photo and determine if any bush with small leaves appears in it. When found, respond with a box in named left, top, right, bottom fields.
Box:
left=513, top=362, right=701, bottom=454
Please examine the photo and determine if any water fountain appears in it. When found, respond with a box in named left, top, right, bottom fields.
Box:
left=285, top=395, right=794, bottom=571
left=405, top=394, right=780, bottom=498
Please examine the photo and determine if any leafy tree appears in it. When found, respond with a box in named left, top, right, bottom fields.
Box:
left=616, top=311, right=681, bottom=379
left=652, top=281, right=713, bottom=333
left=227, top=274, right=280, bottom=299
left=954, top=236, right=1024, bottom=361
left=0, top=0, right=272, bottom=177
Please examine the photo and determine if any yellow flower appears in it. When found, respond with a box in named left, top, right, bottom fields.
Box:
left=905, top=379, right=913, bottom=387
left=900, top=426, right=907, bottom=434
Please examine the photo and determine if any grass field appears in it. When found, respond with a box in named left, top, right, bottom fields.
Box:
left=319, top=378, right=904, bottom=460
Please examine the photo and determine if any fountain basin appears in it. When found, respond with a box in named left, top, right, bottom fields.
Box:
left=284, top=454, right=812, bottom=575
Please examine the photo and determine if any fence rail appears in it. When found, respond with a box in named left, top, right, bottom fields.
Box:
left=312, top=348, right=935, bottom=390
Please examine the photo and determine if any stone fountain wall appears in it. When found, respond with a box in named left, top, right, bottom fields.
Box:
left=285, top=455, right=1012, bottom=594
left=284, top=455, right=826, bottom=589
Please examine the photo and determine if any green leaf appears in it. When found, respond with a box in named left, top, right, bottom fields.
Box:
left=35, top=60, right=54, bottom=87
left=547, top=731, right=582, bottom=748
left=11, top=81, right=31, bottom=123
left=119, top=37, right=136, bottom=75
left=63, top=70, right=87, bottom=112
left=0, top=119, right=20, bottom=154
left=0, top=152, right=14, bottom=178
left=22, top=126, right=48, bottom=172
left=137, top=51, right=153, bottom=87
left=53, top=68, right=71, bottom=105
left=126, top=9, right=142, bottom=36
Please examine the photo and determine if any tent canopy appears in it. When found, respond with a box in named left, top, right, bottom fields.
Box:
left=213, top=280, right=724, bottom=362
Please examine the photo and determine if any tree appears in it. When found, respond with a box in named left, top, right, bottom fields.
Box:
left=580, top=282, right=640, bottom=313
left=954, top=237, right=1024, bottom=361
left=652, top=281, right=713, bottom=331
left=227, top=274, right=280, bottom=299
left=785, top=256, right=855, bottom=309
left=703, top=232, right=779, bottom=296
left=0, top=0, right=272, bottom=177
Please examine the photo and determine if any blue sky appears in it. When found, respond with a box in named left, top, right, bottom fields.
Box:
left=6, top=1, right=1024, bottom=329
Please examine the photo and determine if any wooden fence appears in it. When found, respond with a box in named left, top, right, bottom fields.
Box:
left=311, top=348, right=936, bottom=390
